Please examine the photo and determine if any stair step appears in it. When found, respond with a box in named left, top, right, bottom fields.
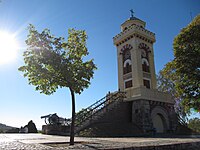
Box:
left=74, top=91, right=126, bottom=133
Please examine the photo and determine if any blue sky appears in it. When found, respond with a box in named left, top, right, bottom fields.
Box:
left=0, top=0, right=199, bottom=129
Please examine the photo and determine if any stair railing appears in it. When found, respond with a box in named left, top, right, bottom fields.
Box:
left=75, top=91, right=126, bottom=129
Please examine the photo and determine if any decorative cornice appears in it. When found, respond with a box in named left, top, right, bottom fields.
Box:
left=113, top=24, right=155, bottom=46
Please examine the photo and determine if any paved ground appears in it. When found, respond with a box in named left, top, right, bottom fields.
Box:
left=0, top=133, right=200, bottom=149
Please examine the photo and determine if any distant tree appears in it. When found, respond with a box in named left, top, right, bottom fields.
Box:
left=18, top=25, right=97, bottom=145
left=188, top=117, right=200, bottom=133
left=0, top=129, right=4, bottom=133
left=160, top=14, right=200, bottom=113
left=157, top=63, right=188, bottom=125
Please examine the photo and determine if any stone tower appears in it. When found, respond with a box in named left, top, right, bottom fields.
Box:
left=113, top=15, right=157, bottom=95
left=113, top=14, right=177, bottom=133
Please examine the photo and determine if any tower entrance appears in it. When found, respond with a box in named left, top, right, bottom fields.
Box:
left=152, top=114, right=165, bottom=133
left=151, top=106, right=169, bottom=133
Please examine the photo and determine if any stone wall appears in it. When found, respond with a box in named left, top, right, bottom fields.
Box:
left=132, top=100, right=152, bottom=132
left=131, top=99, right=177, bottom=133
left=150, top=100, right=178, bottom=132
left=78, top=99, right=178, bottom=137
left=78, top=101, right=144, bottom=137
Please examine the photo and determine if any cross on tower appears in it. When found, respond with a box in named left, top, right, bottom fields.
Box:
left=130, top=9, right=134, bottom=18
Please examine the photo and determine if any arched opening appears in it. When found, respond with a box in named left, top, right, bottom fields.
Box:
left=123, top=59, right=132, bottom=74
left=151, top=106, right=169, bottom=133
left=152, top=113, right=165, bottom=133
left=142, top=58, right=150, bottom=72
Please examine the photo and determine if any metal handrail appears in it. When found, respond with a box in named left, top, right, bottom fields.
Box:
left=75, top=91, right=126, bottom=128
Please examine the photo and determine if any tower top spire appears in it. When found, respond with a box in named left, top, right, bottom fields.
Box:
left=128, top=9, right=142, bottom=22
left=130, top=9, right=134, bottom=18
left=120, top=11, right=146, bottom=31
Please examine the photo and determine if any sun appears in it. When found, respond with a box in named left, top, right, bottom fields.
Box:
left=0, top=31, right=18, bottom=64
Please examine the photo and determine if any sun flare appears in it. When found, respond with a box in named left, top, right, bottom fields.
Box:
left=0, top=31, right=18, bottom=64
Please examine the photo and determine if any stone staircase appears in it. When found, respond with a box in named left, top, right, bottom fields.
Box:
left=74, top=91, right=126, bottom=134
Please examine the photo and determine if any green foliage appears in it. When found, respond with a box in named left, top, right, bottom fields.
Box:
left=188, top=117, right=200, bottom=133
left=19, top=24, right=97, bottom=95
left=18, top=24, right=97, bottom=145
left=173, top=15, right=200, bottom=112
left=157, top=61, right=177, bottom=98
left=160, top=14, right=200, bottom=113
left=157, top=63, right=188, bottom=125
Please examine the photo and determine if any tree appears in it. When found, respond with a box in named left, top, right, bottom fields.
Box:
left=160, top=14, right=200, bottom=113
left=157, top=62, right=176, bottom=98
left=188, top=117, right=200, bottom=133
left=157, top=63, right=188, bottom=125
left=18, top=25, right=97, bottom=145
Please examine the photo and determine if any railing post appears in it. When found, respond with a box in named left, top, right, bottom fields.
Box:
left=74, top=91, right=127, bottom=134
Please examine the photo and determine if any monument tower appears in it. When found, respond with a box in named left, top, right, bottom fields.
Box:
left=113, top=10, right=157, bottom=94
left=113, top=11, right=177, bottom=133
left=41, top=12, right=178, bottom=136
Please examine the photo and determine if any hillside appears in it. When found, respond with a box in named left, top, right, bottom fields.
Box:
left=0, top=123, right=16, bottom=133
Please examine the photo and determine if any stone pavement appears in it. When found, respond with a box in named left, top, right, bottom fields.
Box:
left=0, top=133, right=200, bottom=149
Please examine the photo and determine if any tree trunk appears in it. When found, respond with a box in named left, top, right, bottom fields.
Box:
left=69, top=88, right=75, bottom=145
